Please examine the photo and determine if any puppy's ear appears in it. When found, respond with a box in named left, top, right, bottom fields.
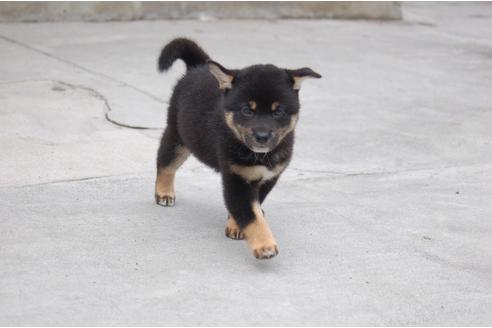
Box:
left=207, top=60, right=236, bottom=89
left=286, top=67, right=322, bottom=90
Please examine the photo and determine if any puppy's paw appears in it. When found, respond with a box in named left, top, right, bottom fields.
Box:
left=225, top=227, right=244, bottom=240
left=155, top=194, right=175, bottom=207
left=253, top=244, right=279, bottom=260
left=225, top=217, right=244, bottom=240
left=243, top=210, right=279, bottom=260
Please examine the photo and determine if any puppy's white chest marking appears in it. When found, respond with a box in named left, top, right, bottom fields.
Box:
left=230, top=164, right=285, bottom=182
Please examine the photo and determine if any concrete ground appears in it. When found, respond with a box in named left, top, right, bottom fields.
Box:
left=1, top=2, right=491, bottom=326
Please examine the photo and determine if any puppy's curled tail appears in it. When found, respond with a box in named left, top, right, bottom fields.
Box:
left=158, top=38, right=210, bottom=72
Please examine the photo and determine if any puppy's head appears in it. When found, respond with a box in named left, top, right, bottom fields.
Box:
left=208, top=60, right=321, bottom=153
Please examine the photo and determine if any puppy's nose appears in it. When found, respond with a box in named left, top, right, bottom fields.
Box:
left=253, top=130, right=272, bottom=144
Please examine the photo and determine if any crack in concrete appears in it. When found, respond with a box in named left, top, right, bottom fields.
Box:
left=290, top=166, right=447, bottom=177
left=0, top=78, right=162, bottom=130
left=288, top=162, right=490, bottom=181
left=53, top=80, right=162, bottom=130
left=6, top=172, right=149, bottom=189
left=288, top=166, right=436, bottom=177
left=0, top=33, right=167, bottom=104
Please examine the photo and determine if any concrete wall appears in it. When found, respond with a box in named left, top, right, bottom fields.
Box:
left=0, top=1, right=402, bottom=22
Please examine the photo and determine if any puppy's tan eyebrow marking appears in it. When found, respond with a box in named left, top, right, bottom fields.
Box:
left=248, top=100, right=257, bottom=111
left=271, top=101, right=280, bottom=111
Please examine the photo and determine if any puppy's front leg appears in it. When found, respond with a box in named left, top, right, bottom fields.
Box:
left=222, top=173, right=278, bottom=259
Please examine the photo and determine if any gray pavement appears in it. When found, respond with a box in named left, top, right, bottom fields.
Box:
left=1, top=2, right=492, bottom=326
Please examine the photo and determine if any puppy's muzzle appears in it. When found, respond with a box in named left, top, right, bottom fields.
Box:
left=252, top=129, right=273, bottom=144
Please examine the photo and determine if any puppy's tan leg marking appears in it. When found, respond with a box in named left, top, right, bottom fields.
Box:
left=225, top=216, right=244, bottom=240
left=248, top=100, right=257, bottom=111
left=243, top=202, right=279, bottom=259
left=155, top=146, right=190, bottom=207
left=271, top=101, right=280, bottom=111
left=155, top=170, right=176, bottom=206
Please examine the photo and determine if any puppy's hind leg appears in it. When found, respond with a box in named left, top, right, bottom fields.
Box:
left=155, top=127, right=190, bottom=207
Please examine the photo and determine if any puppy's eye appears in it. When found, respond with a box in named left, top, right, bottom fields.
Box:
left=240, top=105, right=254, bottom=117
left=272, top=106, right=286, bottom=119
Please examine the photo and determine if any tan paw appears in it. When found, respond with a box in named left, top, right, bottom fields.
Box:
left=253, top=244, right=279, bottom=259
left=225, top=217, right=244, bottom=240
left=155, top=169, right=177, bottom=207
left=155, top=194, right=175, bottom=207
left=243, top=204, right=279, bottom=260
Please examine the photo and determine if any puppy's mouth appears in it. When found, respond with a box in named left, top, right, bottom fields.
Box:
left=250, top=146, right=271, bottom=153
left=244, top=134, right=279, bottom=154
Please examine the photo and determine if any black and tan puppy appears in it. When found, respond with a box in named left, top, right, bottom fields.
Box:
left=155, top=38, right=321, bottom=259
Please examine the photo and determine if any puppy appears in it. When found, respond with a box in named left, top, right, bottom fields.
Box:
left=155, top=38, right=321, bottom=259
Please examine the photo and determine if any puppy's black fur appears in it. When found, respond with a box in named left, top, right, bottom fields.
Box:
left=155, top=38, right=320, bottom=259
